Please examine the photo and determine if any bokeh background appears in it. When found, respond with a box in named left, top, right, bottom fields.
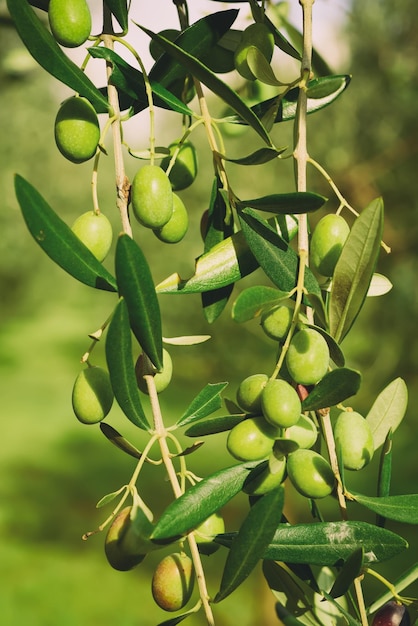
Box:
left=1, top=0, right=417, bottom=624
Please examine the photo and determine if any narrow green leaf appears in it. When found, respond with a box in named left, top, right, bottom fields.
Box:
left=157, top=610, right=195, bottom=626
left=151, top=462, right=259, bottom=542
left=202, top=283, right=234, bottom=323
left=223, top=147, right=287, bottom=166
left=305, top=324, right=345, bottom=367
left=237, top=192, right=326, bottom=214
left=142, top=26, right=273, bottom=145
left=366, top=378, right=408, bottom=450
left=7, top=0, right=109, bottom=113
left=96, top=486, right=127, bottom=509
left=176, top=382, right=229, bottom=428
left=115, top=235, right=163, bottom=370
left=377, top=431, right=393, bottom=526
left=15, top=175, right=117, bottom=292
left=104, top=0, right=128, bottom=31
left=239, top=209, right=322, bottom=299
left=352, top=493, right=418, bottom=524
left=215, top=487, right=285, bottom=603
left=105, top=299, right=150, bottom=430
left=232, top=286, right=290, bottom=323
left=261, top=521, right=408, bottom=564
left=302, top=368, right=361, bottom=412
left=99, top=422, right=143, bottom=459
left=329, top=198, right=384, bottom=342
left=328, top=548, right=363, bottom=599
left=185, top=414, right=244, bottom=437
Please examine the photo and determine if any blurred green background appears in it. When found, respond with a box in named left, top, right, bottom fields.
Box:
left=1, top=0, right=417, bottom=624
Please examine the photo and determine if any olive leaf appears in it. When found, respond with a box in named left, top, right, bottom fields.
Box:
left=176, top=382, right=229, bottom=428
left=366, top=377, right=408, bottom=450
left=185, top=414, right=245, bottom=437
left=301, top=368, right=361, bottom=412
left=351, top=493, right=418, bottom=524
left=232, top=286, right=290, bottom=323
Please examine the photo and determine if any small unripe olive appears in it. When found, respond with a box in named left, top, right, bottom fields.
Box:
left=160, top=141, right=198, bottom=191
left=261, top=379, right=302, bottom=428
left=236, top=373, right=268, bottom=413
left=334, top=411, right=374, bottom=470
left=371, top=601, right=410, bottom=626
left=261, top=303, right=293, bottom=341
left=310, top=214, right=350, bottom=276
left=152, top=552, right=195, bottom=612
left=284, top=414, right=318, bottom=449
left=286, top=328, right=329, bottom=385
left=71, top=211, right=113, bottom=262
left=54, top=96, right=100, bottom=164
left=153, top=193, right=188, bottom=244
left=287, top=449, right=335, bottom=499
left=194, top=512, right=225, bottom=556
left=227, top=415, right=277, bottom=462
left=131, top=165, right=173, bottom=229
left=243, top=457, right=286, bottom=495
left=48, top=0, right=91, bottom=48
left=135, top=349, right=173, bottom=394
left=72, top=366, right=114, bottom=424
left=234, top=22, right=274, bottom=81
left=104, top=507, right=145, bottom=571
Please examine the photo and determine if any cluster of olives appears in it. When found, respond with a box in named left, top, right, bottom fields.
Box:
left=72, top=365, right=114, bottom=425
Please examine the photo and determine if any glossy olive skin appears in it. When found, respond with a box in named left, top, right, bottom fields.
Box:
left=310, top=214, right=350, bottom=276
left=152, top=552, right=195, bottom=612
left=236, top=373, right=268, bottom=413
left=284, top=414, right=318, bottom=449
left=71, top=211, right=113, bottom=262
left=135, top=349, right=173, bottom=394
left=261, top=303, right=293, bottom=341
left=243, top=458, right=286, bottom=495
left=334, top=411, right=374, bottom=470
left=194, top=512, right=225, bottom=555
left=48, top=0, right=91, bottom=48
left=371, top=601, right=410, bottom=626
left=54, top=96, right=100, bottom=164
left=286, top=328, right=330, bottom=385
left=72, top=366, right=114, bottom=424
left=234, top=22, right=274, bottom=80
left=104, top=507, right=146, bottom=571
left=227, top=415, right=277, bottom=462
left=287, top=449, right=335, bottom=499
left=261, top=379, right=302, bottom=428
left=160, top=141, right=198, bottom=191
left=154, top=193, right=188, bottom=243
left=131, top=166, right=173, bottom=229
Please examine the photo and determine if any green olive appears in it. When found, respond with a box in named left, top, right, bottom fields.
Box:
left=243, top=458, right=286, bottom=495
left=152, top=552, right=195, bottom=612
left=72, top=366, right=114, bottom=424
left=236, top=373, right=268, bottom=413
left=234, top=23, right=274, bottom=81
left=261, top=379, right=302, bottom=428
left=194, top=512, right=225, bottom=556
left=104, top=507, right=146, bottom=571
left=154, top=193, right=188, bottom=243
left=71, top=211, right=113, bottom=262
left=131, top=165, right=173, bottom=229
left=287, top=449, right=335, bottom=499
left=334, top=411, right=374, bottom=470
left=135, top=349, right=173, bottom=394
left=54, top=96, right=100, bottom=164
left=227, top=415, right=277, bottom=462
left=160, top=141, right=198, bottom=191
left=261, top=303, right=293, bottom=341
left=284, top=414, right=318, bottom=449
left=48, top=0, right=91, bottom=48
left=310, top=214, right=350, bottom=276
left=286, top=328, right=330, bottom=385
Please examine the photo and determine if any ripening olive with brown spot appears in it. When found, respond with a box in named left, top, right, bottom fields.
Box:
left=287, top=449, right=335, bottom=499
left=152, top=552, right=195, bottom=612
left=135, top=349, right=173, bottom=394
left=334, top=411, right=374, bottom=470
left=54, top=96, right=100, bottom=164
left=236, top=373, right=268, bottom=413
left=48, top=0, right=91, bottom=48
left=131, top=165, right=173, bottom=229
left=72, top=366, right=114, bottom=424
left=71, top=211, right=113, bottom=262
left=104, top=507, right=146, bottom=571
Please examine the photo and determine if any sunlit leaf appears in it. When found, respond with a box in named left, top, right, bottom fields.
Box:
left=366, top=378, right=408, bottom=450
left=352, top=493, right=418, bottom=524
left=96, top=486, right=127, bottom=509
left=176, top=382, right=229, bottom=428
left=105, top=299, right=150, bottom=430
left=367, top=273, right=393, bottom=297
left=7, top=0, right=109, bottom=113
left=232, top=286, right=290, bottom=323
left=163, top=335, right=211, bottom=346
left=302, top=368, right=361, bottom=411
left=329, top=198, right=384, bottom=342
left=376, top=431, right=393, bottom=526
left=215, top=487, right=284, bottom=602
left=99, top=422, right=143, bottom=459
left=185, top=414, right=244, bottom=437
left=115, top=235, right=163, bottom=370
left=15, top=175, right=117, bottom=292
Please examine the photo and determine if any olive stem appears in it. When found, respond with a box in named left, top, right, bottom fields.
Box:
left=354, top=576, right=369, bottom=626
left=318, top=409, right=348, bottom=520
